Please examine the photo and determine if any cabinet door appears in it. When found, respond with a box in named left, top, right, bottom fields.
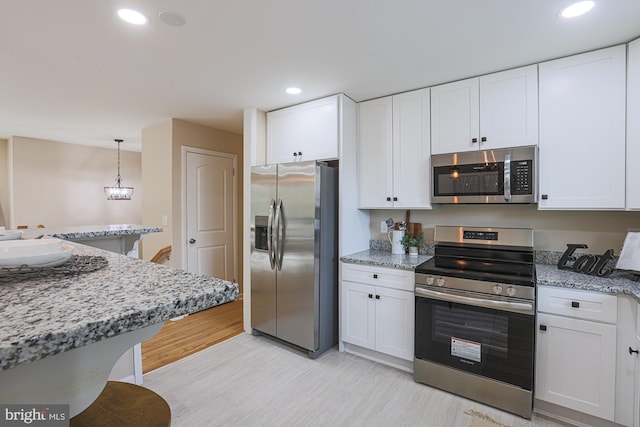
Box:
left=479, top=65, right=538, bottom=150
left=392, top=89, right=432, bottom=209
left=538, top=45, right=626, bottom=209
left=627, top=38, right=640, bottom=210
left=267, top=95, right=339, bottom=164
left=430, top=77, right=480, bottom=154
left=374, top=287, right=414, bottom=361
left=635, top=302, right=640, bottom=427
left=341, top=281, right=376, bottom=350
left=358, top=97, right=393, bottom=208
left=536, top=312, right=616, bottom=421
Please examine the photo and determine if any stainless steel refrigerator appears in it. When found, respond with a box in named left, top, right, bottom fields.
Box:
left=250, top=160, right=338, bottom=358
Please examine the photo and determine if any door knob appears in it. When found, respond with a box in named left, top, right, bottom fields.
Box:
left=189, top=238, right=196, bottom=244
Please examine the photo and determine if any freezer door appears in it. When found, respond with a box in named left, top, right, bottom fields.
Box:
left=250, top=164, right=277, bottom=336
left=276, top=161, right=319, bottom=350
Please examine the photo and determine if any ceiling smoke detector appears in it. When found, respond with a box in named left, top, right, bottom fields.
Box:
left=159, top=11, right=186, bottom=27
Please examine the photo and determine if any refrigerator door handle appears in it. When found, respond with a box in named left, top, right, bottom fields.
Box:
left=274, top=198, right=284, bottom=271
left=267, top=199, right=276, bottom=270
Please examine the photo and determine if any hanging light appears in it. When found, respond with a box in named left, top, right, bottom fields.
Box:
left=104, top=139, right=134, bottom=200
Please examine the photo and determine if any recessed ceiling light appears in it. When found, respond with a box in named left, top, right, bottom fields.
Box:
left=118, top=9, right=148, bottom=25
left=560, top=1, right=595, bottom=18
left=286, top=87, right=302, bottom=95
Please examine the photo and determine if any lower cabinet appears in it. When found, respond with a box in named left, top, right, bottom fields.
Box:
left=340, top=263, right=414, bottom=363
left=536, top=286, right=639, bottom=426
left=536, top=312, right=616, bottom=420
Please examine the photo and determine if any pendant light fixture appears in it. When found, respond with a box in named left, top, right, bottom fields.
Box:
left=104, top=139, right=134, bottom=200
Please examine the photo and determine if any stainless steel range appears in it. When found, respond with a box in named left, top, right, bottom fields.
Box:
left=414, top=226, right=536, bottom=419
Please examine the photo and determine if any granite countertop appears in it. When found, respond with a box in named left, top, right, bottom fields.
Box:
left=20, top=224, right=163, bottom=240
left=341, top=249, right=640, bottom=303
left=0, top=243, right=238, bottom=371
left=536, top=264, right=640, bottom=303
left=340, top=249, right=430, bottom=270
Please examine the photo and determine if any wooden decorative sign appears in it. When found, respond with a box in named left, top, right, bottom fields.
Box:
left=557, top=244, right=614, bottom=277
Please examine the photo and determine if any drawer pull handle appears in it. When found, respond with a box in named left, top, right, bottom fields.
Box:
left=539, top=325, right=547, bottom=331
left=373, top=274, right=378, bottom=279
left=630, top=347, right=639, bottom=355
left=368, top=294, right=373, bottom=299
left=375, top=295, right=380, bottom=300
left=571, top=301, right=580, bottom=308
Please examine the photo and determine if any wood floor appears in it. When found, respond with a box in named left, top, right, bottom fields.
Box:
left=141, top=299, right=243, bottom=373
left=144, top=333, right=567, bottom=427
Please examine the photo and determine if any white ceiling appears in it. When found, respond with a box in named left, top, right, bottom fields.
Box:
left=2, top=1, right=640, bottom=152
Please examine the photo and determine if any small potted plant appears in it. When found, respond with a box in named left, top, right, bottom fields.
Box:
left=401, top=231, right=424, bottom=256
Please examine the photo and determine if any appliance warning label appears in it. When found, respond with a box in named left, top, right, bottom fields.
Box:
left=451, top=337, right=481, bottom=362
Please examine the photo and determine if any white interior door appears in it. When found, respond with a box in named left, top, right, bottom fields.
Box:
left=186, top=150, right=236, bottom=281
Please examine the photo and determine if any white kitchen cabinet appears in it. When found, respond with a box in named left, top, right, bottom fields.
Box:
left=616, top=296, right=638, bottom=427
left=267, top=95, right=339, bottom=164
left=635, top=303, right=640, bottom=427
left=536, top=286, right=617, bottom=421
left=340, top=263, right=414, bottom=362
left=358, top=89, right=431, bottom=209
left=627, top=38, right=640, bottom=210
left=357, top=96, right=393, bottom=208
left=538, top=45, right=626, bottom=210
left=430, top=65, right=538, bottom=155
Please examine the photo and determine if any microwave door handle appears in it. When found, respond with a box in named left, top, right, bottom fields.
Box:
left=267, top=199, right=276, bottom=270
left=504, top=153, right=511, bottom=202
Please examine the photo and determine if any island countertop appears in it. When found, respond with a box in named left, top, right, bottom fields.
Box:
left=0, top=242, right=238, bottom=371
left=20, top=224, right=163, bottom=240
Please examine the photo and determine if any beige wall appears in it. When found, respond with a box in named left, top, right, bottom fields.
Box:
left=0, top=139, right=8, bottom=227
left=141, top=121, right=173, bottom=262
left=141, top=119, right=244, bottom=292
left=9, top=136, right=141, bottom=228
left=369, top=206, right=640, bottom=255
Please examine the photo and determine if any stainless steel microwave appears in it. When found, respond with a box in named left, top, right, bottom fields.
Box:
left=431, top=146, right=537, bottom=204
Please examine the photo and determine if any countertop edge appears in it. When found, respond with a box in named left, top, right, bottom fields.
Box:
left=341, top=250, right=640, bottom=304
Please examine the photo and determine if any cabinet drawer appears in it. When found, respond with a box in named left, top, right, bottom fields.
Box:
left=537, top=286, right=617, bottom=323
left=341, top=263, right=414, bottom=292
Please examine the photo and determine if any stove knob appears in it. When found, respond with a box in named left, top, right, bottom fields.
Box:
left=506, top=286, right=516, bottom=297
left=426, top=276, right=435, bottom=286
left=493, top=284, right=503, bottom=295
left=436, top=277, right=446, bottom=287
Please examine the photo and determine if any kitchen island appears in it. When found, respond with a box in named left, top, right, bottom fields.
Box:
left=0, top=242, right=238, bottom=416
left=20, top=224, right=163, bottom=257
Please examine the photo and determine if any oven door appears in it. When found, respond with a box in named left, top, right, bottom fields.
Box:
left=415, top=286, right=535, bottom=391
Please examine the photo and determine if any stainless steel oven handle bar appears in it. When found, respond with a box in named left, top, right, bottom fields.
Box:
left=415, top=287, right=534, bottom=315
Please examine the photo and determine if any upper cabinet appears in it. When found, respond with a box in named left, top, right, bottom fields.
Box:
left=358, top=89, right=431, bottom=209
left=627, top=38, right=640, bottom=210
left=538, top=45, right=626, bottom=210
left=430, top=65, right=538, bottom=155
left=266, top=95, right=339, bottom=164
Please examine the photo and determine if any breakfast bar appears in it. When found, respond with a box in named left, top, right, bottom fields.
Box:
left=0, top=242, right=239, bottom=417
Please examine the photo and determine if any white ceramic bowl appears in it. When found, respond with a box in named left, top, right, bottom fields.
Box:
left=0, top=238, right=63, bottom=259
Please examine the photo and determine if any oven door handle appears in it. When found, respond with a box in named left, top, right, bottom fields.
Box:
left=415, top=287, right=534, bottom=315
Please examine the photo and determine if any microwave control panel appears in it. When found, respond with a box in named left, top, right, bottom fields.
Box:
left=511, top=160, right=533, bottom=195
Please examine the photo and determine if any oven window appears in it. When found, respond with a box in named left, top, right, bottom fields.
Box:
left=433, top=163, right=503, bottom=196
left=415, top=296, right=534, bottom=390
left=434, top=305, right=508, bottom=356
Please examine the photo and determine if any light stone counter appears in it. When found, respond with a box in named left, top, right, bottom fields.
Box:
left=20, top=224, right=163, bottom=240
left=0, top=243, right=238, bottom=371
left=340, top=249, right=431, bottom=270
left=341, top=248, right=640, bottom=303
